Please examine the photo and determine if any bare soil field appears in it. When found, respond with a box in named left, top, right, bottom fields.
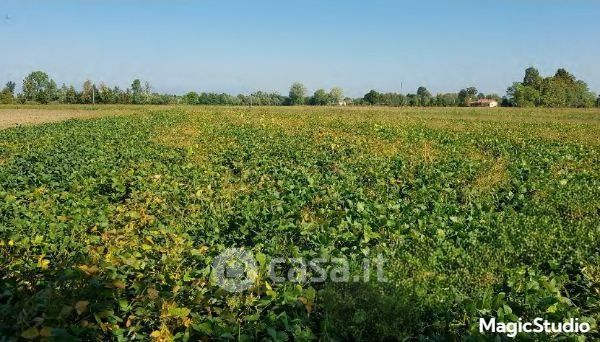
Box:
left=0, top=106, right=147, bottom=130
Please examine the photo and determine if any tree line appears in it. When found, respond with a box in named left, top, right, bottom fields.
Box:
left=507, top=67, right=598, bottom=108
left=1, top=68, right=598, bottom=107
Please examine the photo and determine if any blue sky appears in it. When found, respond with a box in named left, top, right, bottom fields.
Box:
left=1, top=0, right=599, bottom=97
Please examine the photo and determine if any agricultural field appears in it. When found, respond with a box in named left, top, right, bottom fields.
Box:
left=0, top=106, right=599, bottom=340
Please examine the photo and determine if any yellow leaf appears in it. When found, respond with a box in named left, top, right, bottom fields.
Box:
left=298, top=296, right=314, bottom=314
left=147, top=287, right=159, bottom=299
left=113, top=280, right=126, bottom=289
left=75, top=300, right=89, bottom=315
left=126, top=315, right=135, bottom=328
left=21, top=327, right=39, bottom=340
left=40, top=326, right=52, bottom=337
left=78, top=264, right=99, bottom=276
left=37, top=256, right=50, bottom=270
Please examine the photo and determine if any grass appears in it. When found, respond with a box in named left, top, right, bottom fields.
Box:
left=0, top=105, right=599, bottom=340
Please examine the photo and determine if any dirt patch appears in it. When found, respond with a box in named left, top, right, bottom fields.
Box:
left=0, top=108, right=124, bottom=130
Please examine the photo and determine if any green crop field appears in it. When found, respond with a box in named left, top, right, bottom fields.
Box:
left=0, top=106, right=599, bottom=340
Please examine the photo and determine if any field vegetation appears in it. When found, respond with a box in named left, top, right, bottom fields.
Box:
left=0, top=106, right=599, bottom=340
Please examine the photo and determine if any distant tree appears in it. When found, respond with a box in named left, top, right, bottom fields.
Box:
left=66, top=85, right=78, bottom=104
left=47, top=80, right=58, bottom=103
left=0, top=81, right=16, bottom=104
left=22, top=71, right=57, bottom=104
left=144, top=81, right=152, bottom=103
left=457, top=89, right=468, bottom=106
left=433, top=93, right=458, bottom=106
left=241, top=91, right=285, bottom=106
left=182, top=92, right=199, bottom=105
left=597, top=95, right=600, bottom=107
left=406, top=93, right=418, bottom=106
left=523, top=67, right=542, bottom=90
left=377, top=92, right=405, bottom=106
left=416, top=86, right=432, bottom=106
left=81, top=80, right=94, bottom=104
left=311, top=89, right=330, bottom=105
left=457, top=87, right=478, bottom=106
left=466, top=87, right=478, bottom=99
left=363, top=90, right=380, bottom=105
left=5, top=81, right=16, bottom=94
left=96, top=83, right=112, bottom=104
left=554, top=68, right=575, bottom=82
left=56, top=84, right=67, bottom=104
left=508, top=67, right=595, bottom=108
left=0, top=89, right=13, bottom=104
left=329, top=87, right=344, bottom=104
left=288, top=82, right=307, bottom=105
left=485, top=94, right=501, bottom=101
left=131, top=79, right=143, bottom=104
left=507, top=82, right=538, bottom=107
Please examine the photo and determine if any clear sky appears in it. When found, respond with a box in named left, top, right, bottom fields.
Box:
left=1, top=0, right=599, bottom=97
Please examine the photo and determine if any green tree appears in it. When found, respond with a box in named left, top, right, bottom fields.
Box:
left=144, top=81, right=152, bottom=104
left=363, top=90, right=380, bottom=105
left=0, top=81, right=16, bottom=104
left=457, top=89, right=468, bottom=106
left=5, top=81, right=16, bottom=94
left=0, top=89, right=13, bottom=104
left=131, top=79, right=143, bottom=104
left=22, top=71, right=57, bottom=104
left=81, top=80, right=94, bottom=104
left=466, top=87, right=478, bottom=100
left=329, top=87, right=344, bottom=104
left=56, top=84, right=68, bottom=104
left=507, top=82, right=538, bottom=107
left=288, top=82, right=306, bottom=105
left=311, top=89, right=330, bottom=105
left=523, top=67, right=542, bottom=90
left=66, top=85, right=78, bottom=104
left=597, top=95, right=600, bottom=107
left=457, top=87, right=478, bottom=106
left=554, top=68, right=575, bottom=82
left=416, top=86, right=432, bottom=106
left=508, top=67, right=595, bottom=108
left=98, top=83, right=117, bottom=104
left=182, top=92, right=199, bottom=105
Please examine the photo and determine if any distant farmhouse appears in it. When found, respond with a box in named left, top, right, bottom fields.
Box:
left=469, top=99, right=498, bottom=108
